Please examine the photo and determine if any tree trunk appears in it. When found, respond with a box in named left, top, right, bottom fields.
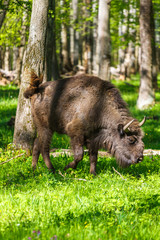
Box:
left=125, top=3, right=137, bottom=77
left=60, top=0, right=72, bottom=73
left=45, top=0, right=60, bottom=81
left=92, top=1, right=98, bottom=74
left=125, top=42, right=136, bottom=77
left=12, top=47, right=19, bottom=70
left=4, top=46, right=10, bottom=71
left=13, top=0, right=49, bottom=151
left=15, top=46, right=26, bottom=85
left=97, top=0, right=111, bottom=80
left=72, top=0, right=79, bottom=66
left=83, top=0, right=92, bottom=74
left=137, top=0, right=155, bottom=110
left=151, top=1, right=158, bottom=90
left=135, top=29, right=140, bottom=73
left=61, top=23, right=72, bottom=72
left=0, top=46, right=5, bottom=68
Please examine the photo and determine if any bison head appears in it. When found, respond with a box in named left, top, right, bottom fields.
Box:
left=103, top=117, right=145, bottom=167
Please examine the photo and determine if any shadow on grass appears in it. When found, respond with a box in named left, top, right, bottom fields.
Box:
left=0, top=86, right=19, bottom=99
left=54, top=152, right=160, bottom=179
left=0, top=126, right=14, bottom=148
left=0, top=86, right=19, bottom=148
left=95, top=154, right=160, bottom=178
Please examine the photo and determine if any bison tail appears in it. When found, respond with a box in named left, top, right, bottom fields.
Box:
left=23, top=72, right=43, bottom=99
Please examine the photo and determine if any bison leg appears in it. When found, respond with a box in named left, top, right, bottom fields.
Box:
left=89, top=149, right=98, bottom=176
left=38, top=128, right=55, bottom=172
left=32, top=137, right=40, bottom=170
left=64, top=137, right=84, bottom=171
left=65, top=118, right=84, bottom=171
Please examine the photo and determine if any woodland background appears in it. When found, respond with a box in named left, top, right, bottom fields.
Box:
left=0, top=0, right=160, bottom=87
left=1, top=1, right=160, bottom=239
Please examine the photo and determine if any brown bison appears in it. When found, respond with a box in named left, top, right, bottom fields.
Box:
left=24, top=73, right=145, bottom=175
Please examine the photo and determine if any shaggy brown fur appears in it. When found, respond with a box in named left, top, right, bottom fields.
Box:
left=24, top=72, right=43, bottom=98
left=24, top=73, right=145, bottom=175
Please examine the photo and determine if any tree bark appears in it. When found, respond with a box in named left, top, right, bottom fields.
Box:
left=137, top=0, right=155, bottom=110
left=4, top=46, right=10, bottom=71
left=45, top=0, right=60, bottom=81
left=92, top=1, right=98, bottom=74
left=60, top=0, right=72, bottom=73
left=151, top=1, right=158, bottom=90
left=72, top=0, right=79, bottom=66
left=97, top=0, right=111, bottom=80
left=135, top=29, right=140, bottom=73
left=0, top=46, right=5, bottom=68
left=13, top=0, right=49, bottom=151
left=61, top=23, right=72, bottom=72
left=12, top=47, right=19, bottom=70
left=83, top=0, right=92, bottom=74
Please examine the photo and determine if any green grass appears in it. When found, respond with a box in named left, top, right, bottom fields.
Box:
left=0, top=85, right=19, bottom=147
left=0, top=152, right=160, bottom=240
left=112, top=74, right=160, bottom=149
left=0, top=76, right=160, bottom=240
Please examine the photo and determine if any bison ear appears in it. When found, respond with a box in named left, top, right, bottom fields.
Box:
left=118, top=124, right=124, bottom=137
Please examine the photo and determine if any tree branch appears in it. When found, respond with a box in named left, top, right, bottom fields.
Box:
left=0, top=153, right=24, bottom=165
left=112, top=167, right=126, bottom=181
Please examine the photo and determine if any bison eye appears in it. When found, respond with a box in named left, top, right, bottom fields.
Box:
left=128, top=136, right=137, bottom=144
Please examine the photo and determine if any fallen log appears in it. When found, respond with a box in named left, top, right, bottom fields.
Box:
left=50, top=149, right=160, bottom=158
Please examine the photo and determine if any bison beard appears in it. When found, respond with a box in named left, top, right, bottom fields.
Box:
left=24, top=72, right=145, bottom=175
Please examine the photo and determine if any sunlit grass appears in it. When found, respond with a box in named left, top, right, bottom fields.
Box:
left=0, top=149, right=160, bottom=240
left=0, top=76, right=160, bottom=240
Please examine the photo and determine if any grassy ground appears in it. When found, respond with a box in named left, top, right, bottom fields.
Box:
left=0, top=76, right=160, bottom=240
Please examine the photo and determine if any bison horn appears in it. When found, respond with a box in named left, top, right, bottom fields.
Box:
left=138, top=116, right=146, bottom=127
left=123, top=119, right=135, bottom=131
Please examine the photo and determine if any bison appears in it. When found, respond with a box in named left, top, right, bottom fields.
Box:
left=24, top=73, right=145, bottom=175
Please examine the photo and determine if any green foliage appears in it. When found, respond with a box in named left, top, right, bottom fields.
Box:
left=110, top=0, right=140, bottom=55
left=0, top=76, right=160, bottom=239
left=0, top=0, right=32, bottom=47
